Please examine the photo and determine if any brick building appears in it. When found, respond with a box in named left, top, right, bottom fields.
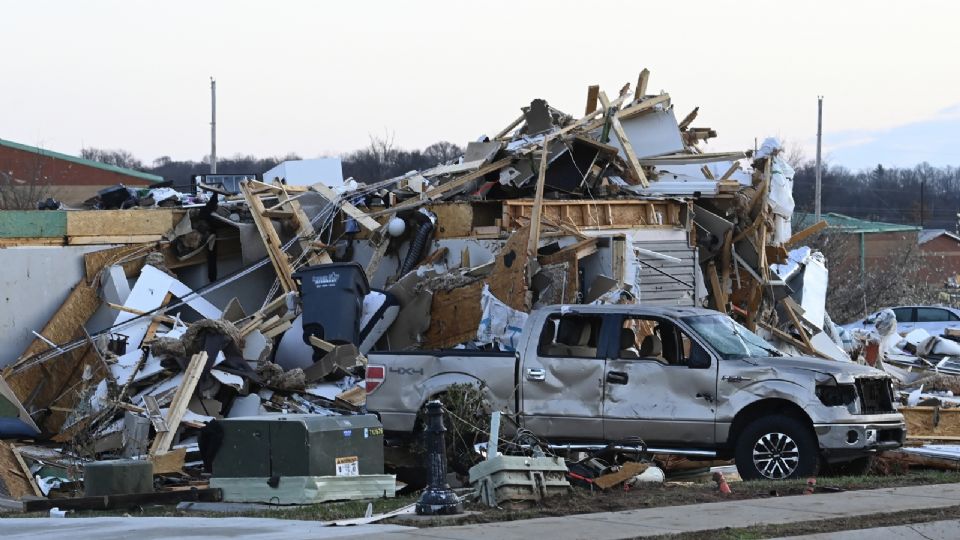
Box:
left=0, top=138, right=162, bottom=207
left=919, top=229, right=960, bottom=286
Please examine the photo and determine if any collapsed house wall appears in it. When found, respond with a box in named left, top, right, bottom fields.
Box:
left=0, top=245, right=118, bottom=367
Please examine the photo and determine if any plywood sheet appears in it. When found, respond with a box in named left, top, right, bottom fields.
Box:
left=67, top=209, right=180, bottom=237
left=903, top=406, right=960, bottom=439
left=0, top=211, right=67, bottom=238
left=423, top=282, right=484, bottom=349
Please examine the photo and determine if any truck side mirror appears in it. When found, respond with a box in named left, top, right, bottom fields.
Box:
left=688, top=343, right=711, bottom=369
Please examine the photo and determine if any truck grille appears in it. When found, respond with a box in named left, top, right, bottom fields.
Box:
left=856, top=378, right=895, bottom=414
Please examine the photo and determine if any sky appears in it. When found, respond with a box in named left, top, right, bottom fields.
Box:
left=4, top=0, right=960, bottom=170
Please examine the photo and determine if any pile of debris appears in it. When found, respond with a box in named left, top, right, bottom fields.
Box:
left=1, top=68, right=847, bottom=505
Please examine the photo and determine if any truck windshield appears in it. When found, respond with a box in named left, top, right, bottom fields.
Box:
left=682, top=314, right=782, bottom=360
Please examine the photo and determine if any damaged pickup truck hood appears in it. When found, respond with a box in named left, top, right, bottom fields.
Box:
left=755, top=356, right=888, bottom=384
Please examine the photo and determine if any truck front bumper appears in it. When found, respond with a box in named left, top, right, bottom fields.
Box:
left=814, top=421, right=905, bottom=460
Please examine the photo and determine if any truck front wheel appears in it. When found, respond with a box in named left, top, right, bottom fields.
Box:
left=735, top=416, right=818, bottom=480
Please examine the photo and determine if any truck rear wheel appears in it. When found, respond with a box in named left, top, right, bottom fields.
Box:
left=735, top=416, right=817, bottom=480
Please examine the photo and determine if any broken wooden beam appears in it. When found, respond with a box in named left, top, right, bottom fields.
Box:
left=149, top=352, right=207, bottom=455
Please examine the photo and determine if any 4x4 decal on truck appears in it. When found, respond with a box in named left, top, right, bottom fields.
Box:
left=389, top=367, right=425, bottom=376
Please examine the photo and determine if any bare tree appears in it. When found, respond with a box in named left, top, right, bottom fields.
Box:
left=80, top=147, right=143, bottom=170
left=808, top=231, right=942, bottom=323
left=423, top=141, right=463, bottom=165
left=0, top=151, right=56, bottom=209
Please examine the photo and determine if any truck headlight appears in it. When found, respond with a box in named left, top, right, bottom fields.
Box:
left=816, top=383, right=859, bottom=413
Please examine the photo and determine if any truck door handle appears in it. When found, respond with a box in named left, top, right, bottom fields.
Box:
left=696, top=392, right=714, bottom=403
left=525, top=368, right=546, bottom=381
left=606, top=371, right=629, bottom=385
left=721, top=375, right=751, bottom=383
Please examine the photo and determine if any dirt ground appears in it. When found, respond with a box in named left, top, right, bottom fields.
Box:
left=6, top=469, right=960, bottom=536
left=393, top=469, right=960, bottom=528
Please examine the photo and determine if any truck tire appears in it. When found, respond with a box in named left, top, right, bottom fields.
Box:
left=735, top=415, right=818, bottom=480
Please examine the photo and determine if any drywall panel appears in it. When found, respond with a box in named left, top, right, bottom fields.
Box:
left=0, top=245, right=114, bottom=367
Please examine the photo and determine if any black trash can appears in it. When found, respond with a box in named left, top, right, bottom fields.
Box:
left=293, top=263, right=370, bottom=347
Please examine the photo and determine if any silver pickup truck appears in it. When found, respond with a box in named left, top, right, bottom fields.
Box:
left=366, top=305, right=905, bottom=480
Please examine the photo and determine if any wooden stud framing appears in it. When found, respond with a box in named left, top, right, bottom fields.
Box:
left=598, top=91, right=649, bottom=187
left=150, top=352, right=207, bottom=455
left=634, top=69, right=649, bottom=101
left=585, top=85, right=600, bottom=115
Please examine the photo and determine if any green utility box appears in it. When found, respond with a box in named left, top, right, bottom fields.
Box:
left=212, top=414, right=384, bottom=478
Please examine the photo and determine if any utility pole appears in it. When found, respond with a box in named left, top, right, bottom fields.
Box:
left=210, top=77, right=217, bottom=174
left=920, top=179, right=925, bottom=228
left=815, top=96, right=823, bottom=222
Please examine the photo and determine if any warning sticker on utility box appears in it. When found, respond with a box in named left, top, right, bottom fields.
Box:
left=335, top=456, right=359, bottom=477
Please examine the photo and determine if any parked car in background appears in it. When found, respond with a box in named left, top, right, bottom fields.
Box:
left=842, top=305, right=960, bottom=335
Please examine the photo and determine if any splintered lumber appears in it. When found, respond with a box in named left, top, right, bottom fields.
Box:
left=634, top=68, right=650, bottom=101
left=494, top=113, right=525, bottom=140
left=369, top=158, right=513, bottom=217
left=786, top=220, right=828, bottom=248
left=311, top=182, right=380, bottom=232
left=309, top=335, right=335, bottom=352
left=527, top=137, right=552, bottom=260
left=261, top=321, right=292, bottom=339
left=599, top=91, right=649, bottom=187
left=720, top=161, right=741, bottom=180
left=617, top=93, right=672, bottom=121
left=240, top=181, right=297, bottom=293
left=0, top=441, right=35, bottom=500
left=274, top=182, right=333, bottom=266
left=782, top=299, right=813, bottom=351
left=585, top=85, right=600, bottom=114
left=594, top=461, right=649, bottom=489
left=22, top=488, right=223, bottom=512
left=678, top=107, right=699, bottom=130
left=11, top=446, right=41, bottom=497
left=707, top=261, right=726, bottom=313
left=150, top=352, right=207, bottom=455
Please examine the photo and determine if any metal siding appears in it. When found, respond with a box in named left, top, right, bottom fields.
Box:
left=632, top=239, right=696, bottom=306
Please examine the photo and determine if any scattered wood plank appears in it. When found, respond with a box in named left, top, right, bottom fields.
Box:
left=261, top=321, right=292, bottom=339
left=11, top=447, right=41, bottom=497
left=309, top=335, right=335, bottom=352
left=68, top=235, right=164, bottom=245
left=585, top=85, right=599, bottom=114
left=594, top=461, right=649, bottom=489
left=786, top=220, right=828, bottom=248
left=527, top=137, right=552, bottom=260
left=494, top=113, right=525, bottom=140
left=782, top=299, right=813, bottom=351
left=311, top=182, right=381, bottom=232
left=368, top=158, right=513, bottom=217
left=150, top=352, right=207, bottom=455
left=634, top=69, right=649, bottom=101
left=617, top=93, right=671, bottom=121
left=599, top=91, right=649, bottom=188
left=678, top=107, right=699, bottom=130
left=707, top=261, right=726, bottom=313
left=22, top=488, right=223, bottom=512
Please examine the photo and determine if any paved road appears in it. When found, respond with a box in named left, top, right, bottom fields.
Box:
left=5, top=483, right=960, bottom=540
left=0, top=516, right=413, bottom=540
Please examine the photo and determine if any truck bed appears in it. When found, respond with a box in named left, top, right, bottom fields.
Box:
left=366, top=350, right=518, bottom=433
